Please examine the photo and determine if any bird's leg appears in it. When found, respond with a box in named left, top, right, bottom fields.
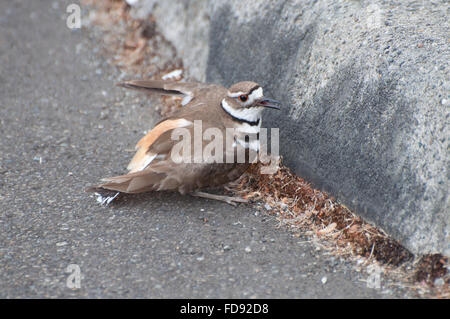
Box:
left=223, top=180, right=242, bottom=192
left=190, top=191, right=248, bottom=206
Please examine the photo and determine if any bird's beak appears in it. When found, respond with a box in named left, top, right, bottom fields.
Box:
left=257, top=98, right=281, bottom=110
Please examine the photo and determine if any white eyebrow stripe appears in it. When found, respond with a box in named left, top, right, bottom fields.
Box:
left=227, top=91, right=246, bottom=98
left=227, top=87, right=265, bottom=108
left=227, top=86, right=264, bottom=100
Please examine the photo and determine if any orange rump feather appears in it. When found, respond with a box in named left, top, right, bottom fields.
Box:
left=127, top=119, right=192, bottom=172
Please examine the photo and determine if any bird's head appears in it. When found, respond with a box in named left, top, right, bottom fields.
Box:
left=221, top=81, right=280, bottom=122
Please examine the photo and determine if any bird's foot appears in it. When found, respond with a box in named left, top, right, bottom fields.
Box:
left=191, top=191, right=248, bottom=206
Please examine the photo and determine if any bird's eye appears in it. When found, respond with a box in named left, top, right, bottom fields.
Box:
left=239, top=95, right=248, bottom=102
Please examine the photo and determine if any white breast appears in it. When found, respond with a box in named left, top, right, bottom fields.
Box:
left=235, top=138, right=260, bottom=151
left=236, top=120, right=261, bottom=134
left=234, top=120, right=261, bottom=151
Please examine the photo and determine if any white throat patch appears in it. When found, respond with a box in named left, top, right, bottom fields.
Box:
left=221, top=99, right=262, bottom=122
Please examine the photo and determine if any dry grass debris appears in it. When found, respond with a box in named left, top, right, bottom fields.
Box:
left=82, top=0, right=182, bottom=76
left=230, top=158, right=414, bottom=266
left=414, top=254, right=449, bottom=286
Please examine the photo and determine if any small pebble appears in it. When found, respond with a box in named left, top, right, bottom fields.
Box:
left=100, top=111, right=108, bottom=120
left=434, top=278, right=445, bottom=287
left=162, top=69, right=183, bottom=80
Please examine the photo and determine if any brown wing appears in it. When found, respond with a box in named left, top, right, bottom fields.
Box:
left=86, top=80, right=243, bottom=194
left=88, top=116, right=250, bottom=194
left=89, top=118, right=193, bottom=194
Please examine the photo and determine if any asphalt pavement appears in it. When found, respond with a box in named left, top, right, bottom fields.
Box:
left=0, top=0, right=407, bottom=298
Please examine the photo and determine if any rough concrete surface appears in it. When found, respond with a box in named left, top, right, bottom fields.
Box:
left=130, top=0, right=449, bottom=256
left=0, top=0, right=417, bottom=298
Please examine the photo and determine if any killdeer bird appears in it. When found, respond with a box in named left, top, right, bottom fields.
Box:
left=87, top=80, right=280, bottom=205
